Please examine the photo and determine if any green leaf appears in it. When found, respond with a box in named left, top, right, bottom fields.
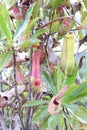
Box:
left=20, top=37, right=40, bottom=50
left=66, top=104, right=87, bottom=123
left=52, top=69, right=58, bottom=89
left=0, top=50, right=13, bottom=71
left=0, top=12, right=12, bottom=41
left=14, top=21, right=23, bottom=38
left=48, top=114, right=59, bottom=130
left=23, top=17, right=39, bottom=37
left=56, top=112, right=66, bottom=130
left=20, top=28, right=46, bottom=49
left=0, top=2, right=12, bottom=32
left=44, top=0, right=64, bottom=10
left=62, top=84, right=78, bottom=103
left=14, top=3, right=36, bottom=40
left=4, top=0, right=18, bottom=9
left=80, top=17, right=87, bottom=28
left=51, top=22, right=60, bottom=34
left=32, top=108, right=48, bottom=122
left=39, top=117, right=49, bottom=130
left=65, top=66, right=78, bottom=85
left=32, top=28, right=46, bottom=38
left=43, top=71, right=56, bottom=95
left=32, top=2, right=40, bottom=18
left=24, top=100, right=49, bottom=107
left=83, top=0, right=87, bottom=8
left=62, top=82, right=87, bottom=103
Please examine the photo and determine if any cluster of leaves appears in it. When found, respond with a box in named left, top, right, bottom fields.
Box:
left=0, top=0, right=87, bottom=130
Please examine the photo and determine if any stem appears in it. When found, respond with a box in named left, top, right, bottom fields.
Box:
left=25, top=85, right=31, bottom=130
left=64, top=6, right=80, bottom=26
left=13, top=48, right=25, bottom=130
left=25, top=48, right=33, bottom=130
left=70, top=124, right=74, bottom=130
left=37, top=16, right=72, bottom=29
left=0, top=72, right=4, bottom=119
left=64, top=7, right=87, bottom=31
left=64, top=118, right=67, bottom=130
left=25, top=25, right=35, bottom=130
left=45, top=10, right=55, bottom=84
left=30, top=48, right=33, bottom=75
left=63, top=108, right=76, bottom=130
left=0, top=112, right=8, bottom=130
left=56, top=125, right=59, bottom=130
left=70, top=27, right=87, bottom=31
left=25, top=84, right=34, bottom=130
left=0, top=72, right=2, bottom=91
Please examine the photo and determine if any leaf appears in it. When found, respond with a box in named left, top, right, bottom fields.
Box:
left=20, top=37, right=40, bottom=49
left=31, top=28, right=46, bottom=38
left=48, top=114, right=59, bottom=130
left=43, top=71, right=56, bottom=95
left=62, top=82, right=87, bottom=103
left=51, top=21, right=60, bottom=34
left=83, top=0, right=87, bottom=8
left=24, top=100, right=49, bottom=107
left=44, top=0, right=64, bottom=10
left=14, top=3, right=36, bottom=40
left=32, top=108, right=48, bottom=122
left=52, top=67, right=61, bottom=93
left=14, top=21, right=23, bottom=38
left=23, top=17, right=39, bottom=37
left=0, top=50, right=13, bottom=71
left=79, top=17, right=87, bottom=29
left=4, top=0, right=18, bottom=9
left=66, top=104, right=87, bottom=123
left=56, top=112, right=66, bottom=130
left=51, top=0, right=64, bottom=9
left=39, top=117, right=49, bottom=130
left=0, top=12, right=12, bottom=41
left=52, top=69, right=58, bottom=90
left=65, top=65, right=78, bottom=85
left=32, top=2, right=40, bottom=18
left=0, top=2, right=12, bottom=31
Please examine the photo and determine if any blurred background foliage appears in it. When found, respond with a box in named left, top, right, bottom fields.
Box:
left=0, top=0, right=87, bottom=130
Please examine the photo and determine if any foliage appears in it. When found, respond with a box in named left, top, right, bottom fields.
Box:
left=0, top=0, right=87, bottom=130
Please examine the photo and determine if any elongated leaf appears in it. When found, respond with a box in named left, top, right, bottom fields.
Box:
left=62, top=82, right=87, bottom=103
left=51, top=21, right=60, bottom=33
left=57, top=112, right=66, bottom=130
left=48, top=114, right=60, bottom=130
left=24, top=100, right=49, bottom=107
left=52, top=69, right=58, bottom=90
left=32, top=28, right=46, bottom=38
left=0, top=2, right=12, bottom=31
left=0, top=50, right=13, bottom=71
left=32, top=2, right=40, bottom=18
left=14, top=3, right=36, bottom=40
left=23, top=17, right=39, bottom=37
left=32, top=108, right=48, bottom=122
left=44, top=0, right=64, bottom=9
left=4, top=0, right=18, bottom=9
left=43, top=71, right=56, bottom=95
left=65, top=66, right=78, bottom=85
left=66, top=104, right=87, bottom=123
left=83, top=0, right=87, bottom=8
left=20, top=37, right=40, bottom=49
left=20, top=29, right=46, bottom=49
left=79, top=17, right=87, bottom=29
left=0, top=12, right=12, bottom=41
left=14, top=21, right=23, bottom=38
left=39, top=117, right=49, bottom=130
